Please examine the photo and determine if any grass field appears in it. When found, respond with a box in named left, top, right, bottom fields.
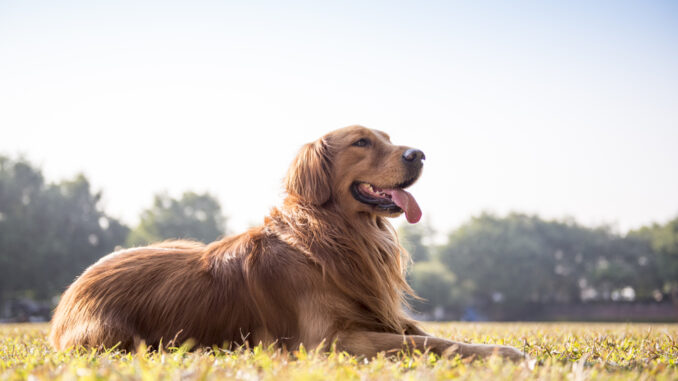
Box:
left=1, top=322, right=677, bottom=380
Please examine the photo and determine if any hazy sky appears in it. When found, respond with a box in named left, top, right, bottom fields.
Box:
left=1, top=1, right=677, bottom=235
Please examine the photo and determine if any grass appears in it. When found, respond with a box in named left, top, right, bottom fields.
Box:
left=1, top=322, right=677, bottom=380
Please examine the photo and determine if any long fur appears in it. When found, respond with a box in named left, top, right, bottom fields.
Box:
left=49, top=125, right=524, bottom=361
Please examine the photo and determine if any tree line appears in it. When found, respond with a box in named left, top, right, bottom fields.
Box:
left=0, top=156, right=226, bottom=314
left=1, top=155, right=677, bottom=320
left=402, top=213, right=678, bottom=320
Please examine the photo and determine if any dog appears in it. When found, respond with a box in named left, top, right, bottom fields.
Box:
left=50, top=125, right=524, bottom=360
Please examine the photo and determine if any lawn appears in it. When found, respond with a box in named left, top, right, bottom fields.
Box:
left=1, top=322, right=676, bottom=380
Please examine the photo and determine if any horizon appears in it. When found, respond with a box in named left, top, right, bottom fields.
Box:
left=2, top=1, right=677, bottom=235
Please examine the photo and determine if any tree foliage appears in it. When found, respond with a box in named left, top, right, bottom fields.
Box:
left=405, top=213, right=676, bottom=317
left=126, top=192, right=226, bottom=246
left=0, top=156, right=128, bottom=302
left=398, top=223, right=434, bottom=262
left=408, top=261, right=460, bottom=313
left=0, top=156, right=231, bottom=316
left=630, top=216, right=678, bottom=300
left=440, top=213, right=655, bottom=305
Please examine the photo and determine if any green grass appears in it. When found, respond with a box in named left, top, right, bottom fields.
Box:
left=1, top=322, right=677, bottom=380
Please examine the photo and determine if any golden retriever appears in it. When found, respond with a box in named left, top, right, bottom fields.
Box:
left=50, top=125, right=523, bottom=360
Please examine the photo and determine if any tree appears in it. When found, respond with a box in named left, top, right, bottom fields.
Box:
left=408, top=261, right=460, bottom=314
left=126, top=192, right=227, bottom=246
left=0, top=156, right=129, bottom=304
left=398, top=222, right=434, bottom=262
left=437, top=213, right=659, bottom=315
left=630, top=216, right=678, bottom=302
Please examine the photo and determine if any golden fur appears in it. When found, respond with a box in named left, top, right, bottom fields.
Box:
left=50, top=125, right=524, bottom=360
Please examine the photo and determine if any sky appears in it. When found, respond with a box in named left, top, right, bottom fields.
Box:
left=1, top=0, right=677, bottom=236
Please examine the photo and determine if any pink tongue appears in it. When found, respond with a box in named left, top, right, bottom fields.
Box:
left=388, top=189, right=422, bottom=223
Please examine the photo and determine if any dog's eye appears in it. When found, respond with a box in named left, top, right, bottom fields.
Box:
left=352, top=138, right=370, bottom=147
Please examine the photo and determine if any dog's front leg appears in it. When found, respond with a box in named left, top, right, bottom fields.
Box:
left=335, top=331, right=525, bottom=361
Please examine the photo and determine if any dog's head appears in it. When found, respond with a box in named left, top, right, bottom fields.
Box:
left=285, top=125, right=425, bottom=223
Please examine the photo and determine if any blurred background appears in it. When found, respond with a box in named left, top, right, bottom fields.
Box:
left=1, top=1, right=676, bottom=322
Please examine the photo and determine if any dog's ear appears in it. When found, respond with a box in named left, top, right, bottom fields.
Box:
left=285, top=139, right=333, bottom=205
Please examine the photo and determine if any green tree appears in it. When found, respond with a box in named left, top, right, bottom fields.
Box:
left=437, top=213, right=658, bottom=314
left=408, top=261, right=460, bottom=313
left=127, top=192, right=226, bottom=246
left=0, top=156, right=129, bottom=304
left=398, top=222, right=434, bottom=262
left=630, top=216, right=678, bottom=302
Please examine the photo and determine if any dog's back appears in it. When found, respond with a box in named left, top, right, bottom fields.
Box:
left=49, top=239, right=257, bottom=350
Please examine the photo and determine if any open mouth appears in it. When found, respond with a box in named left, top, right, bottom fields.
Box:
left=350, top=179, right=422, bottom=223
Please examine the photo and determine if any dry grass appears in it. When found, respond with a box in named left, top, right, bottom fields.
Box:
left=1, top=322, right=677, bottom=380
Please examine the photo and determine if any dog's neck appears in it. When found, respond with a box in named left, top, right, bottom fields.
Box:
left=268, top=197, right=413, bottom=332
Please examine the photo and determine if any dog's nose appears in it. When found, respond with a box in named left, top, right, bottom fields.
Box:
left=402, top=149, right=425, bottom=163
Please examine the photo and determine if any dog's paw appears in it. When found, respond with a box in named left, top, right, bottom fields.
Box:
left=493, top=345, right=527, bottom=362
left=467, top=344, right=528, bottom=362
